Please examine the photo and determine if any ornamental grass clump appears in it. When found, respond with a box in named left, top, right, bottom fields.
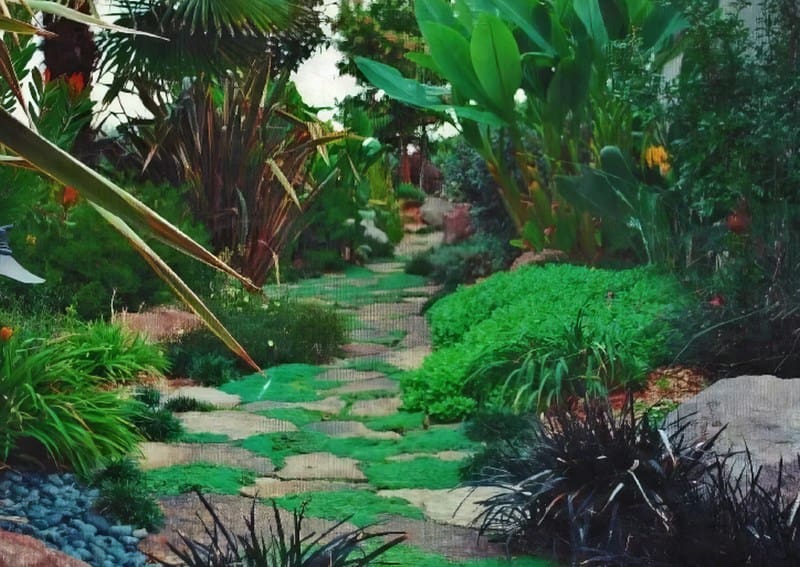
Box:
left=469, top=394, right=721, bottom=566
left=159, top=490, right=405, bottom=567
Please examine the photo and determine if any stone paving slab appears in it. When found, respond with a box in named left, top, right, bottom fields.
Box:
left=380, top=517, right=508, bottom=561
left=341, top=342, right=393, bottom=357
left=378, top=346, right=432, bottom=371
left=328, top=377, right=399, bottom=395
left=240, top=478, right=364, bottom=499
left=386, top=450, right=472, bottom=462
left=178, top=411, right=296, bottom=440
left=162, top=386, right=241, bottom=409
left=316, top=368, right=385, bottom=383
left=367, top=261, right=406, bottom=273
left=140, top=494, right=360, bottom=566
left=241, top=396, right=346, bottom=415
left=305, top=420, right=401, bottom=440
left=137, top=442, right=274, bottom=473
left=349, top=397, right=403, bottom=417
left=276, top=452, right=366, bottom=481
left=376, top=487, right=507, bottom=528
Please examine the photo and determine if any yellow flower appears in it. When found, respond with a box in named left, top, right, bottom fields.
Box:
left=644, top=145, right=671, bottom=176
left=25, top=234, right=36, bottom=246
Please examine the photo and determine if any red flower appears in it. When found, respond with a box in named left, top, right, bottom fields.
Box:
left=709, top=294, right=725, bottom=308
left=61, top=186, right=80, bottom=208
left=0, top=327, right=13, bottom=341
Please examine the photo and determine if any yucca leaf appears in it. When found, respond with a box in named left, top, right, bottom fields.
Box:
left=11, top=0, right=165, bottom=39
left=93, top=204, right=261, bottom=373
left=0, top=107, right=260, bottom=293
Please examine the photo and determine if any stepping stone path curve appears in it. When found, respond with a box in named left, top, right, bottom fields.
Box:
left=138, top=232, right=541, bottom=565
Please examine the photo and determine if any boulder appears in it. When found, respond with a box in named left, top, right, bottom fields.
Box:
left=510, top=249, right=567, bottom=270
left=0, top=529, right=90, bottom=567
left=420, top=197, right=455, bottom=229
left=667, top=375, right=800, bottom=490
left=442, top=204, right=474, bottom=244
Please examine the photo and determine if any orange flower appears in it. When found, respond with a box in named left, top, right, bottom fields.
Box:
left=644, top=145, right=671, bottom=176
left=61, top=186, right=80, bottom=208
left=66, top=72, right=85, bottom=96
left=0, top=327, right=13, bottom=341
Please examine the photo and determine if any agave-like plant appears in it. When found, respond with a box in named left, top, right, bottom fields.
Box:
left=160, top=490, right=406, bottom=567
left=469, top=393, right=723, bottom=565
left=0, top=1, right=260, bottom=369
left=123, top=61, right=346, bottom=286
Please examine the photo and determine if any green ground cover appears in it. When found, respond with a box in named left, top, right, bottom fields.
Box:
left=362, top=457, right=464, bottom=490
left=274, top=489, right=425, bottom=527
left=220, top=364, right=337, bottom=403
left=145, top=463, right=255, bottom=496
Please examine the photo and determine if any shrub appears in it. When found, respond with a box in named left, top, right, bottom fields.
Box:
left=395, top=182, right=427, bottom=202
left=161, top=491, right=405, bottom=567
left=167, top=349, right=240, bottom=386
left=405, top=233, right=517, bottom=290
left=130, top=387, right=183, bottom=442
left=168, top=294, right=347, bottom=369
left=469, top=395, right=800, bottom=566
left=92, top=458, right=164, bottom=531
left=163, top=396, right=216, bottom=413
left=403, top=264, right=689, bottom=421
left=63, top=321, right=169, bottom=384
left=470, top=395, right=720, bottom=566
left=0, top=333, right=141, bottom=477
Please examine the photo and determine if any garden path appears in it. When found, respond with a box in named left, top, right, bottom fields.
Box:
left=137, top=232, right=551, bottom=566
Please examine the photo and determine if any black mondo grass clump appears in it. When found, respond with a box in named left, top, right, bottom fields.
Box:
left=159, top=490, right=405, bottom=566
left=468, top=394, right=723, bottom=566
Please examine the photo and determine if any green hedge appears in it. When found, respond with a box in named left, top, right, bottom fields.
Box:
left=402, top=264, right=690, bottom=421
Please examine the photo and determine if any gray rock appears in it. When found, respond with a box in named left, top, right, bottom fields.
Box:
left=668, top=374, right=800, bottom=489
left=420, top=197, right=455, bottom=228
left=132, top=528, right=148, bottom=539
left=109, top=524, right=133, bottom=538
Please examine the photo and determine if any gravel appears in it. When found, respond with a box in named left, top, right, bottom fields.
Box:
left=0, top=470, right=148, bottom=566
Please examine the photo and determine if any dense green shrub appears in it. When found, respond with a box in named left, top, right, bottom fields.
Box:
left=130, top=387, right=183, bottom=442
left=405, top=232, right=517, bottom=289
left=403, top=264, right=689, bottom=421
left=92, top=458, right=164, bottom=531
left=0, top=333, right=142, bottom=476
left=168, top=294, right=347, bottom=370
left=665, top=0, right=800, bottom=376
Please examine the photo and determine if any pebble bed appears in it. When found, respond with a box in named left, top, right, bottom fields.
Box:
left=0, top=470, right=148, bottom=566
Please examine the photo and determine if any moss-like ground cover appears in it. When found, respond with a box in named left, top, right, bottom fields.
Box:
left=220, top=364, right=337, bottom=403
left=257, top=407, right=327, bottom=426
left=363, top=457, right=464, bottom=490
left=362, top=411, right=426, bottom=432
left=238, top=426, right=477, bottom=472
left=145, top=463, right=255, bottom=496
left=177, top=432, right=231, bottom=444
left=273, top=489, right=425, bottom=527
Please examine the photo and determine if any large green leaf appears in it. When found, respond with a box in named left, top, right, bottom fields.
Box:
left=642, top=4, right=688, bottom=53
left=0, top=108, right=260, bottom=293
left=485, top=0, right=555, bottom=55
left=94, top=205, right=261, bottom=372
left=545, top=46, right=592, bottom=126
left=354, top=57, right=447, bottom=109
left=419, top=21, right=488, bottom=107
left=573, top=0, right=609, bottom=51
left=470, top=14, right=521, bottom=119
left=416, top=0, right=466, bottom=36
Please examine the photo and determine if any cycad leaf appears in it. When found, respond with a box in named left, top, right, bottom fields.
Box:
left=0, top=107, right=260, bottom=293
left=18, top=0, right=165, bottom=39
left=93, top=204, right=261, bottom=373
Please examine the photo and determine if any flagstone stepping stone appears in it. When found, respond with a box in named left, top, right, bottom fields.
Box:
left=137, top=442, right=274, bottom=473
left=329, top=377, right=399, bottom=395
left=316, top=368, right=385, bottom=383
left=386, top=450, right=472, bottom=462
left=381, top=517, right=508, bottom=561
left=349, top=397, right=403, bottom=417
left=379, top=346, right=432, bottom=371
left=162, top=386, right=241, bottom=409
left=240, top=478, right=362, bottom=499
left=276, top=452, right=366, bottom=481
left=178, top=411, right=296, bottom=440
left=377, top=487, right=506, bottom=528
left=403, top=285, right=442, bottom=296
left=140, top=493, right=360, bottom=566
left=341, top=342, right=392, bottom=357
left=395, top=231, right=443, bottom=257
left=305, top=420, right=401, bottom=440
left=242, top=396, right=346, bottom=415
left=368, top=261, right=406, bottom=273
